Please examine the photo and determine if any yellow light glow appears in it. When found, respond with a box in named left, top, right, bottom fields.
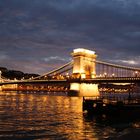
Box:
left=80, top=83, right=99, bottom=97
left=81, top=73, right=86, bottom=79
left=70, top=83, right=80, bottom=91
left=73, top=48, right=95, bottom=55
left=91, top=72, right=96, bottom=78
left=70, top=83, right=99, bottom=97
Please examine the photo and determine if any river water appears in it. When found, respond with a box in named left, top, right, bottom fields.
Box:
left=0, top=91, right=140, bottom=140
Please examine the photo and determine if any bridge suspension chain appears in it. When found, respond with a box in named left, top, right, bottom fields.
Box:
left=96, top=60, right=140, bottom=71
left=95, top=60, right=140, bottom=77
left=30, top=61, right=73, bottom=80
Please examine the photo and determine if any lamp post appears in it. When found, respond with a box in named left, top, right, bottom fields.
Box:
left=135, top=71, right=138, bottom=77
left=112, top=73, right=115, bottom=77
left=0, top=70, right=2, bottom=81
left=104, top=72, right=107, bottom=77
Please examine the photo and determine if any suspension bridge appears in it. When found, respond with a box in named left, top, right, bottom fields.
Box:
left=0, top=48, right=140, bottom=96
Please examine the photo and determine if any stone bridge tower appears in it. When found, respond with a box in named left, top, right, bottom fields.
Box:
left=72, top=48, right=97, bottom=79
left=70, top=48, right=99, bottom=97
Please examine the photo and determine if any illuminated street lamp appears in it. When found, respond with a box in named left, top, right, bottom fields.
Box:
left=0, top=70, right=2, bottom=81
left=135, top=71, right=138, bottom=77
left=66, top=73, right=69, bottom=78
left=112, top=73, right=115, bottom=77
left=104, top=72, right=107, bottom=77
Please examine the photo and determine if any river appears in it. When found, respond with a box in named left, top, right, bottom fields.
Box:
left=0, top=91, right=140, bottom=140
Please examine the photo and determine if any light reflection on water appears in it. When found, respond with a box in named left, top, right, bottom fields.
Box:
left=0, top=91, right=140, bottom=140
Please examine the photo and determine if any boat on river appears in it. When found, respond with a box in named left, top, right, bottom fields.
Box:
left=83, top=96, right=140, bottom=117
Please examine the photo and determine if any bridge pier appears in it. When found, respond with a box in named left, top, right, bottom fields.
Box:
left=69, top=48, right=99, bottom=97
left=70, top=83, right=99, bottom=97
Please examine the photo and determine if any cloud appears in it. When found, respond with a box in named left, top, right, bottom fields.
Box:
left=44, top=56, right=70, bottom=62
left=108, top=55, right=140, bottom=67
left=121, top=60, right=138, bottom=65
left=0, top=0, right=140, bottom=74
left=0, top=51, right=9, bottom=60
left=115, top=60, right=138, bottom=65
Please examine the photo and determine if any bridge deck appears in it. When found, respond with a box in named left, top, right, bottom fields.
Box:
left=1, top=77, right=140, bottom=86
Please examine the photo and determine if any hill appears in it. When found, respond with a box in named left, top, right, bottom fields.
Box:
left=0, top=67, right=39, bottom=80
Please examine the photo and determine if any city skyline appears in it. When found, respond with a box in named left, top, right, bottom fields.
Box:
left=0, top=0, right=140, bottom=74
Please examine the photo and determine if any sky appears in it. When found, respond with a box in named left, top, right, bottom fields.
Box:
left=0, top=0, right=140, bottom=74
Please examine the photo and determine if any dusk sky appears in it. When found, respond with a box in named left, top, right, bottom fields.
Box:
left=0, top=0, right=140, bottom=74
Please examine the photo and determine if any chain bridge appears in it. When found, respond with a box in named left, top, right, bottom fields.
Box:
left=0, top=48, right=140, bottom=97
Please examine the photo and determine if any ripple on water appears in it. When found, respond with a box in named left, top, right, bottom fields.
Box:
left=0, top=91, right=140, bottom=139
